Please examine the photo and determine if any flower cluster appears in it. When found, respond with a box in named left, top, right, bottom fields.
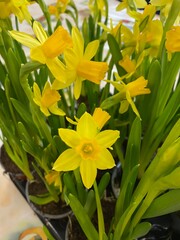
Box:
left=0, top=0, right=179, bottom=239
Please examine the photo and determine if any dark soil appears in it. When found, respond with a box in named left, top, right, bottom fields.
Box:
left=27, top=173, right=71, bottom=216
left=67, top=197, right=116, bottom=240
left=0, top=145, right=24, bottom=175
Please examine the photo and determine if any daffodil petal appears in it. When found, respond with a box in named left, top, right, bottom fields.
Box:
left=96, top=130, right=120, bottom=148
left=33, top=21, right=48, bottom=43
left=40, top=106, right=50, bottom=116
left=33, top=83, right=42, bottom=104
left=74, top=76, right=83, bottom=99
left=30, top=46, right=46, bottom=63
left=9, top=30, right=40, bottom=48
left=49, top=104, right=66, bottom=116
left=84, top=40, right=99, bottom=60
left=64, top=48, right=78, bottom=69
left=126, top=91, right=140, bottom=118
left=77, top=112, right=98, bottom=138
left=135, top=0, right=147, bottom=8
left=96, top=149, right=115, bottom=169
left=46, top=58, right=66, bottom=82
left=72, top=27, right=84, bottom=57
left=80, top=159, right=97, bottom=189
left=53, top=149, right=81, bottom=171
left=58, top=129, right=81, bottom=147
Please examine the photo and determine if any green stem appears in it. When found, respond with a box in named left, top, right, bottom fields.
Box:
left=93, top=181, right=106, bottom=240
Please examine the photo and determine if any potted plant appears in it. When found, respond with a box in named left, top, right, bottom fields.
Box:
left=0, top=0, right=179, bottom=239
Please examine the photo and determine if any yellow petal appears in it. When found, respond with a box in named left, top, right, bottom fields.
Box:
left=72, top=27, right=84, bottom=57
left=59, top=128, right=81, bottom=147
left=9, top=30, right=40, bottom=48
left=49, top=104, right=66, bottom=116
left=53, top=149, right=81, bottom=171
left=30, top=46, right=46, bottom=63
left=46, top=58, right=66, bottom=82
left=33, top=21, right=48, bottom=43
left=40, top=105, right=50, bottom=116
left=126, top=91, right=140, bottom=118
left=96, top=130, right=120, bottom=148
left=77, top=112, right=98, bottom=138
left=33, top=82, right=42, bottom=105
left=84, top=40, right=99, bottom=60
left=74, top=76, right=83, bottom=99
left=96, top=149, right=115, bottom=169
left=135, top=0, right=147, bottom=8
left=80, top=159, right=97, bottom=189
left=93, top=108, right=110, bottom=130
left=64, top=48, right=79, bottom=69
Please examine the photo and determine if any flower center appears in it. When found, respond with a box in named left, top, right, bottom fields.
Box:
left=82, top=143, right=93, bottom=154
left=77, top=141, right=99, bottom=160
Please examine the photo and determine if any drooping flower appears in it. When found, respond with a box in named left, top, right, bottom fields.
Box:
left=113, top=75, right=151, bottom=117
left=9, top=21, right=72, bottom=82
left=165, top=26, right=180, bottom=60
left=48, top=0, right=70, bottom=18
left=0, top=0, right=32, bottom=23
left=53, top=111, right=120, bottom=189
left=33, top=81, right=65, bottom=117
left=98, top=19, right=122, bottom=38
left=101, top=74, right=151, bottom=118
left=52, top=27, right=108, bottom=99
left=45, top=171, right=62, bottom=192
left=118, top=53, right=144, bottom=79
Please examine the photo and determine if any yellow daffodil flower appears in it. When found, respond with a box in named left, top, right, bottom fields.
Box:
left=52, top=27, right=108, bottom=99
left=165, top=26, right=180, bottom=60
left=49, top=0, right=70, bottom=18
left=118, top=52, right=144, bottom=79
left=53, top=111, right=120, bottom=189
left=33, top=81, right=65, bottom=117
left=151, top=0, right=180, bottom=23
left=128, top=4, right=156, bottom=22
left=121, top=17, right=163, bottom=57
left=45, top=171, right=62, bottom=192
left=9, top=21, right=72, bottom=82
left=0, top=0, right=32, bottom=23
left=98, top=19, right=122, bottom=38
left=116, top=0, right=147, bottom=12
left=108, top=74, right=151, bottom=118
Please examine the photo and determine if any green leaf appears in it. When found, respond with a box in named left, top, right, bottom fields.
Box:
left=143, top=189, right=180, bottom=218
left=114, top=164, right=139, bottom=225
left=69, top=194, right=99, bottom=240
left=131, top=222, right=152, bottom=239
left=29, top=194, right=54, bottom=205
left=107, top=34, right=126, bottom=76
left=11, top=98, right=34, bottom=127
left=43, top=226, right=54, bottom=240
left=63, top=172, right=78, bottom=198
left=122, top=117, right=141, bottom=185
